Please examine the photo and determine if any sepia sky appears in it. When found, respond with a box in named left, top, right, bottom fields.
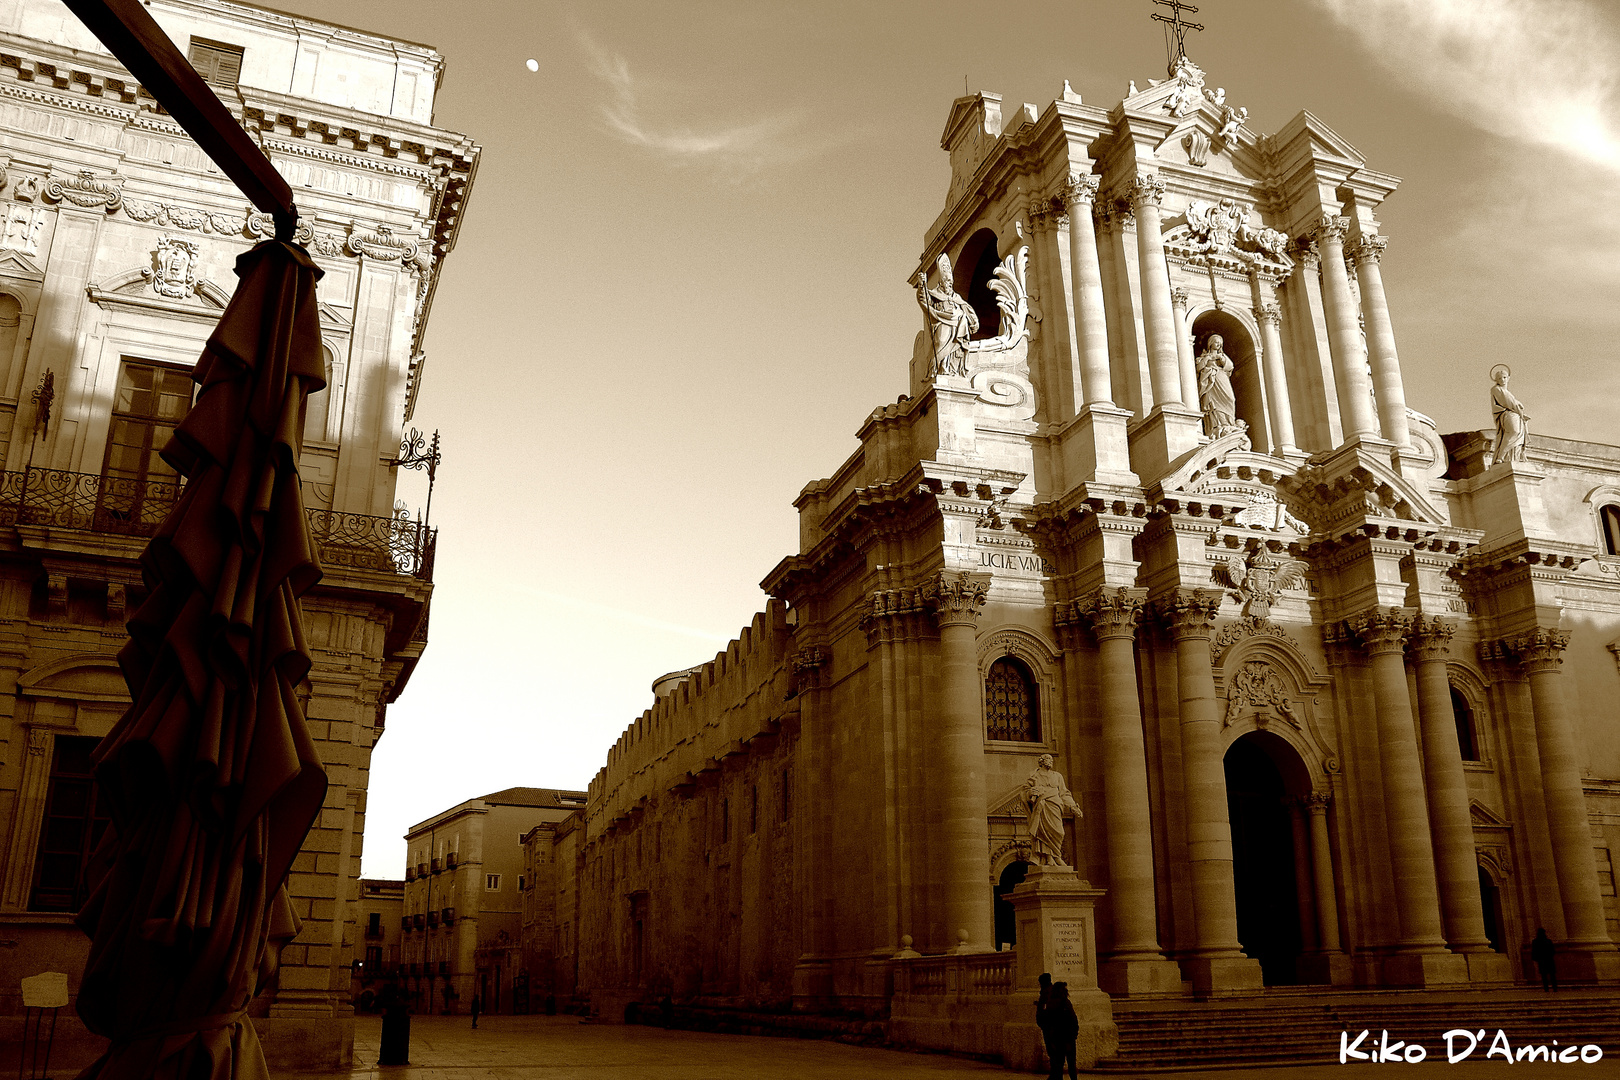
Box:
left=255, top=0, right=1620, bottom=877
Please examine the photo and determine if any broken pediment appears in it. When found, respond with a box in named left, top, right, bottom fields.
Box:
left=86, top=267, right=230, bottom=323
left=1277, top=444, right=1446, bottom=537
left=0, top=248, right=43, bottom=283
left=1469, top=800, right=1510, bottom=829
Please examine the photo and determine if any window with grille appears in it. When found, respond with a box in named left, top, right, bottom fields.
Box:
left=188, top=38, right=244, bottom=86
left=985, top=656, right=1039, bottom=742
left=99, top=359, right=193, bottom=532
left=30, top=735, right=112, bottom=912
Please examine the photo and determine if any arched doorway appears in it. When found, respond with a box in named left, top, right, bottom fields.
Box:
left=1191, top=311, right=1266, bottom=451
left=1224, top=731, right=1310, bottom=985
left=1478, top=866, right=1506, bottom=953
left=994, top=860, right=1029, bottom=951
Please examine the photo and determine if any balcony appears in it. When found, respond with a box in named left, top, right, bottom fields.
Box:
left=438, top=961, right=449, bottom=975
left=365, top=925, right=383, bottom=939
left=413, top=914, right=425, bottom=929
left=430, top=858, right=442, bottom=874
left=427, top=911, right=439, bottom=928
left=404, top=867, right=416, bottom=882
left=445, top=852, right=457, bottom=869
left=441, top=906, right=454, bottom=923
left=416, top=863, right=428, bottom=879
left=0, top=468, right=437, bottom=580
left=400, top=916, right=411, bottom=931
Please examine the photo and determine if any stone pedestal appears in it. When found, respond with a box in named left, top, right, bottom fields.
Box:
left=1058, top=404, right=1138, bottom=487
left=1463, top=952, right=1515, bottom=983
left=1297, top=951, right=1354, bottom=986
left=1002, top=866, right=1117, bottom=1070
left=1127, top=404, right=1205, bottom=486
left=1380, top=951, right=1469, bottom=988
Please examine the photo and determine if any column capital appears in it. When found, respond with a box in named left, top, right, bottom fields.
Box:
left=1505, top=627, right=1570, bottom=675
left=931, top=571, right=991, bottom=629
left=1346, top=607, right=1413, bottom=656
left=1253, top=302, right=1282, bottom=328
left=1079, top=586, right=1149, bottom=642
left=1170, top=286, right=1190, bottom=309
left=1156, top=588, right=1223, bottom=639
left=1129, top=173, right=1166, bottom=209
left=1058, top=173, right=1100, bottom=209
left=1294, top=240, right=1321, bottom=271
left=1305, top=791, right=1332, bottom=814
left=1349, top=233, right=1388, bottom=265
left=1405, top=613, right=1457, bottom=662
left=1309, top=214, right=1351, bottom=246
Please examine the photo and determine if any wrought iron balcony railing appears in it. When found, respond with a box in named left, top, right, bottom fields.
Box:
left=0, top=468, right=436, bottom=581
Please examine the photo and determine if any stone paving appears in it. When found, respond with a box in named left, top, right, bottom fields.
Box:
left=268, top=1014, right=1620, bottom=1080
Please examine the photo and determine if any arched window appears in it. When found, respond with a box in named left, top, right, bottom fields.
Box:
left=1601, top=504, right=1620, bottom=557
left=1450, top=686, right=1479, bottom=762
left=956, top=228, right=1003, bottom=340
left=985, top=656, right=1039, bottom=742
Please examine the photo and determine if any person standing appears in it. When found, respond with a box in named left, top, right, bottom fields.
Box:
left=378, top=979, right=410, bottom=1066
left=1531, top=928, right=1557, bottom=991
left=470, top=991, right=482, bottom=1028
left=1038, top=981, right=1079, bottom=1080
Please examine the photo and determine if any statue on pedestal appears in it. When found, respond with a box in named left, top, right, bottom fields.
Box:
left=1196, top=334, right=1242, bottom=439
left=1491, top=364, right=1529, bottom=465
left=916, top=253, right=977, bottom=379
left=1023, top=754, right=1082, bottom=867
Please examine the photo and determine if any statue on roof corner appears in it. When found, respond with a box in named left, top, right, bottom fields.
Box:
left=916, top=253, right=977, bottom=379
left=1196, top=334, right=1244, bottom=440
left=1490, top=364, right=1530, bottom=466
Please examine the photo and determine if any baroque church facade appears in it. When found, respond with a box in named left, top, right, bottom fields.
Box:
left=0, top=0, right=477, bottom=1067
left=574, top=52, right=1620, bottom=1056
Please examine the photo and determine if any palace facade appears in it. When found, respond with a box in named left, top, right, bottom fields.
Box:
left=572, top=53, right=1620, bottom=1062
left=0, top=0, right=477, bottom=1067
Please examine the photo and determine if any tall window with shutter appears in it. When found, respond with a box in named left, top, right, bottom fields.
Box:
left=30, top=735, right=112, bottom=912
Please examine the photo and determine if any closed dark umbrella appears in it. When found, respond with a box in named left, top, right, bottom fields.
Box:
left=73, top=237, right=329, bottom=1080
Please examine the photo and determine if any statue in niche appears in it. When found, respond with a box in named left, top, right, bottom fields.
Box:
left=915, top=253, right=977, bottom=379
left=1196, top=334, right=1242, bottom=439
left=1022, top=754, right=1082, bottom=867
left=1491, top=364, right=1529, bottom=466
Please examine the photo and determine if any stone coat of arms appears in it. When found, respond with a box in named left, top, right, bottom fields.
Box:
left=143, top=236, right=200, bottom=299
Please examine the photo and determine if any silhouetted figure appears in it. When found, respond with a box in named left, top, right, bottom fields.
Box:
left=1531, top=928, right=1558, bottom=991
left=659, top=995, right=674, bottom=1028
left=378, top=980, right=411, bottom=1066
left=544, top=993, right=557, bottom=1016
left=1038, top=980, right=1079, bottom=1080
left=471, top=992, right=481, bottom=1028
left=1033, top=972, right=1052, bottom=1030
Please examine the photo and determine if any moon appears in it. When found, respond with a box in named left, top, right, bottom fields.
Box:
left=525, top=58, right=539, bottom=73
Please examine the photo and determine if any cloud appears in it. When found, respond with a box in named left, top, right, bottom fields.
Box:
left=575, top=28, right=813, bottom=173
left=1313, top=0, right=1620, bottom=171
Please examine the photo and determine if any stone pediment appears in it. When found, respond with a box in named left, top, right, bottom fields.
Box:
left=87, top=267, right=230, bottom=323
left=0, top=249, right=43, bottom=283
left=1268, top=110, right=1366, bottom=169
left=1469, top=801, right=1510, bottom=829
left=990, top=783, right=1031, bottom=819
left=1147, top=428, right=1259, bottom=501
left=1278, top=444, right=1445, bottom=538
left=317, top=301, right=353, bottom=331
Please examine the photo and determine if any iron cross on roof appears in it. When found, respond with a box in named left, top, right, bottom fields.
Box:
left=1151, top=0, right=1204, bottom=74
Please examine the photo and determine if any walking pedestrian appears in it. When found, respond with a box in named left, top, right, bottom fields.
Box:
left=1037, top=980, right=1079, bottom=1080
left=378, top=979, right=411, bottom=1066
left=1531, top=928, right=1558, bottom=991
left=471, top=991, right=482, bottom=1028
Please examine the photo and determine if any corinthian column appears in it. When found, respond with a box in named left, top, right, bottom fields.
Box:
left=932, top=570, right=994, bottom=953
left=1349, top=234, right=1410, bottom=449
left=1170, top=287, right=1197, bottom=408
left=1407, top=616, right=1493, bottom=954
left=1130, top=175, right=1183, bottom=408
left=1511, top=629, right=1619, bottom=955
left=1059, top=175, right=1113, bottom=407
left=1311, top=216, right=1378, bottom=439
left=1159, top=589, right=1260, bottom=991
left=1253, top=300, right=1297, bottom=452
left=1080, top=587, right=1180, bottom=993
left=1348, top=610, right=1450, bottom=958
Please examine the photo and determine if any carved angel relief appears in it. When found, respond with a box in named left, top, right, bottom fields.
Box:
left=143, top=236, right=199, bottom=299
left=1212, top=547, right=1307, bottom=620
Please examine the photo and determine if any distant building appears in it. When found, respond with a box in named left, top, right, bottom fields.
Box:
left=0, top=0, right=477, bottom=1068
left=520, top=809, right=583, bottom=1011
left=402, top=787, right=584, bottom=1015
left=350, top=878, right=404, bottom=1007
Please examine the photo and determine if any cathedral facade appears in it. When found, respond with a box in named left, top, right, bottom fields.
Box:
left=574, top=53, right=1620, bottom=1055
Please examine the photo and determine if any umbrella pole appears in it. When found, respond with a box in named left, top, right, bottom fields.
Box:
left=39, top=1008, right=55, bottom=1080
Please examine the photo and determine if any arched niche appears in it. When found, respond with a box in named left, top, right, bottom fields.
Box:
left=1445, top=661, right=1495, bottom=766
left=305, top=341, right=337, bottom=445
left=1193, top=308, right=1268, bottom=452
left=956, top=227, right=1002, bottom=340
